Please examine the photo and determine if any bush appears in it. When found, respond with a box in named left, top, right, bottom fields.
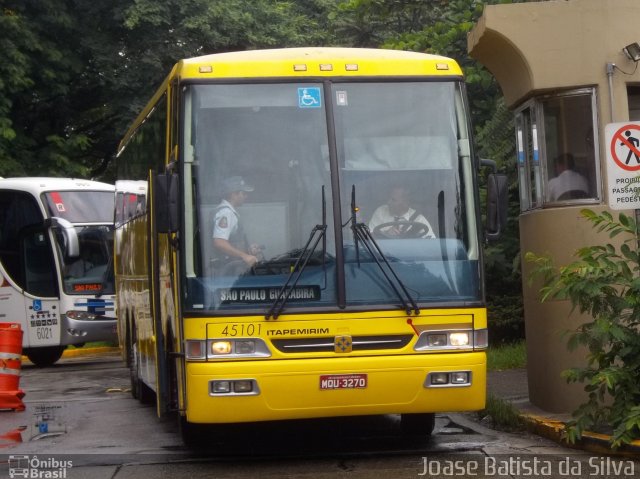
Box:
left=526, top=209, right=640, bottom=447
left=486, top=293, right=524, bottom=345
left=477, top=394, right=527, bottom=432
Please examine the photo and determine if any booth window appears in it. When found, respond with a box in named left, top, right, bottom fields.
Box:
left=515, top=88, right=600, bottom=211
left=628, top=85, right=640, bottom=121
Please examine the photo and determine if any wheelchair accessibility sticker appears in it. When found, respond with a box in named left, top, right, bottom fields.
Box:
left=298, top=87, right=321, bottom=108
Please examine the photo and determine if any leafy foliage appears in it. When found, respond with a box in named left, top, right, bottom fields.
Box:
left=478, top=393, right=527, bottom=432
left=0, top=0, right=525, bottom=343
left=0, top=0, right=336, bottom=179
left=0, top=2, right=99, bottom=177
left=477, top=99, right=522, bottom=343
left=526, top=209, right=640, bottom=447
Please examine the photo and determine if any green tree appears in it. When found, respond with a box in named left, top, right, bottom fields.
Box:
left=329, top=0, right=447, bottom=47
left=476, top=99, right=522, bottom=342
left=527, top=210, right=640, bottom=447
left=0, top=0, right=337, bottom=179
left=0, top=2, right=99, bottom=177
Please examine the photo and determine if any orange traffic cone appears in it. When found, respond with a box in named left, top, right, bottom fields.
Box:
left=0, top=427, right=23, bottom=447
left=0, top=323, right=25, bottom=411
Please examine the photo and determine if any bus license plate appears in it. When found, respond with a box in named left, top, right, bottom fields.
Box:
left=319, top=374, right=367, bottom=390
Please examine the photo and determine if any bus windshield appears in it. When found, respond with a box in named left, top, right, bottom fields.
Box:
left=183, top=81, right=481, bottom=313
left=42, top=191, right=115, bottom=223
left=57, top=225, right=115, bottom=295
left=42, top=190, right=115, bottom=295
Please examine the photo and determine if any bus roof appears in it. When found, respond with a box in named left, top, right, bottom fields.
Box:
left=177, top=47, right=463, bottom=79
left=119, top=47, right=464, bottom=153
left=0, top=177, right=114, bottom=195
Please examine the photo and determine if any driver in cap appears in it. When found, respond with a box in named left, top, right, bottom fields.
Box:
left=212, top=176, right=260, bottom=267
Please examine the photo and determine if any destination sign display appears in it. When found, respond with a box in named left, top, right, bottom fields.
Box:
left=216, top=285, right=321, bottom=303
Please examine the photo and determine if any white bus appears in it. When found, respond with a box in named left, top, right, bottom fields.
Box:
left=0, top=177, right=117, bottom=366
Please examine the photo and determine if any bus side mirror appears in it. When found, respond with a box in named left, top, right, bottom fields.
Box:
left=155, top=173, right=178, bottom=233
left=46, top=216, right=80, bottom=258
left=481, top=159, right=508, bottom=241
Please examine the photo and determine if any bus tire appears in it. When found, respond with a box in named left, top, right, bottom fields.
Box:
left=400, top=413, right=435, bottom=437
left=128, top=335, right=155, bottom=405
left=127, top=338, right=140, bottom=399
left=178, top=415, right=207, bottom=448
left=166, top=329, right=179, bottom=412
left=26, top=346, right=66, bottom=367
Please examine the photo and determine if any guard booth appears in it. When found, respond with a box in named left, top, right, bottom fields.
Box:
left=469, top=0, right=640, bottom=413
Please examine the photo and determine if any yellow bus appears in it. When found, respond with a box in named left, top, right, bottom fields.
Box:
left=114, top=47, right=507, bottom=444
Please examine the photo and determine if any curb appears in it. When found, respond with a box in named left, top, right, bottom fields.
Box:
left=21, top=346, right=120, bottom=363
left=62, top=346, right=120, bottom=358
left=522, top=413, right=640, bottom=457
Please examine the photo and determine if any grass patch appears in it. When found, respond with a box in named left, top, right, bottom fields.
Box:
left=477, top=393, right=527, bottom=432
left=487, top=340, right=526, bottom=371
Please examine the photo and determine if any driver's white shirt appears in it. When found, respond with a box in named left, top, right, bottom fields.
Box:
left=213, top=199, right=239, bottom=241
left=368, top=205, right=436, bottom=238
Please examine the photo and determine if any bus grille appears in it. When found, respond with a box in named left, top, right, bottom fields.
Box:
left=271, top=335, right=413, bottom=353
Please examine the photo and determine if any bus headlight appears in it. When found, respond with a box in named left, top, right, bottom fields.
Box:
left=211, top=380, right=231, bottom=394
left=449, top=332, right=470, bottom=347
left=234, top=340, right=256, bottom=355
left=209, top=379, right=260, bottom=396
left=426, top=333, right=447, bottom=347
left=185, top=338, right=271, bottom=361
left=450, top=371, right=470, bottom=384
left=211, top=341, right=232, bottom=355
left=426, top=371, right=472, bottom=388
left=414, top=329, right=487, bottom=351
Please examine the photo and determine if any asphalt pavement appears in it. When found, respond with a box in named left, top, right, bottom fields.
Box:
left=0, top=348, right=635, bottom=479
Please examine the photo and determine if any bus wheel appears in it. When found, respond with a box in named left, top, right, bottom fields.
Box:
left=128, top=339, right=154, bottom=405
left=178, top=415, right=208, bottom=448
left=400, top=413, right=435, bottom=437
left=26, top=346, right=66, bottom=367
left=127, top=339, right=140, bottom=399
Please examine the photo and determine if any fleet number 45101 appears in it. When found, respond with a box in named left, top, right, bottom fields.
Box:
left=220, top=323, right=262, bottom=337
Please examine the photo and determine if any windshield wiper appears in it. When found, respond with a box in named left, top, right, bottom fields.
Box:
left=347, top=185, right=419, bottom=316
left=266, top=186, right=327, bottom=320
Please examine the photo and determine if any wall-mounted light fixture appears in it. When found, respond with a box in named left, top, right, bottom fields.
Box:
left=623, top=42, right=640, bottom=62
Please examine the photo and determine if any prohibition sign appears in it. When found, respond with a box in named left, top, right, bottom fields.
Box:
left=610, top=124, right=640, bottom=171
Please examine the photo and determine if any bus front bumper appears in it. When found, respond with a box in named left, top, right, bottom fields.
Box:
left=184, top=352, right=486, bottom=424
left=61, top=314, right=118, bottom=345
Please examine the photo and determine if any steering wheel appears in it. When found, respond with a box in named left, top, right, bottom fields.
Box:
left=372, top=221, right=429, bottom=239
left=220, top=259, right=255, bottom=276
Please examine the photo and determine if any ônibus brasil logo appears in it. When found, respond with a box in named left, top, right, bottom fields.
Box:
left=8, top=455, right=72, bottom=478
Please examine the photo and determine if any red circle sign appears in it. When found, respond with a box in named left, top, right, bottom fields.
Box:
left=610, top=124, right=640, bottom=171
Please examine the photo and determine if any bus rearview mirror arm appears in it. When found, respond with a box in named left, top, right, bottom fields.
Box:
left=155, top=172, right=179, bottom=234
left=45, top=216, right=80, bottom=258
left=481, top=159, right=508, bottom=241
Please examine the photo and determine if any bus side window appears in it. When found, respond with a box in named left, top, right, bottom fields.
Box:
left=0, top=191, right=43, bottom=288
left=20, top=226, right=57, bottom=297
